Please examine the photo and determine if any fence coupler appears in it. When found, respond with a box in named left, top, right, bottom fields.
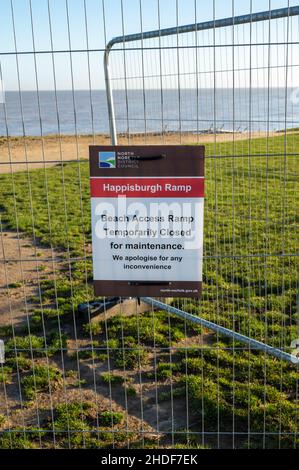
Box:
left=78, top=296, right=123, bottom=321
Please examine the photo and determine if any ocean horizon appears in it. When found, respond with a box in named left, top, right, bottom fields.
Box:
left=0, top=88, right=298, bottom=137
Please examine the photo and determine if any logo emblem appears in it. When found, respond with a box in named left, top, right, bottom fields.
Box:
left=99, top=151, right=116, bottom=168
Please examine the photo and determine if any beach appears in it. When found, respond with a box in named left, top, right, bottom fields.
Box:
left=0, top=130, right=277, bottom=174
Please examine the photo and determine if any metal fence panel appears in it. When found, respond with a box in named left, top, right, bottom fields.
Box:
left=0, top=0, right=298, bottom=450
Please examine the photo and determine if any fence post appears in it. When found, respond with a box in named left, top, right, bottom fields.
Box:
left=104, top=43, right=117, bottom=145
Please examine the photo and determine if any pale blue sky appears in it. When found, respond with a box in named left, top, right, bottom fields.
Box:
left=0, top=0, right=298, bottom=90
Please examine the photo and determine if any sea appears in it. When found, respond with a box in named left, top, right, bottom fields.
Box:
left=0, top=88, right=298, bottom=137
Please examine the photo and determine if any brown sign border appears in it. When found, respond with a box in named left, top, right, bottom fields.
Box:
left=90, top=145, right=204, bottom=298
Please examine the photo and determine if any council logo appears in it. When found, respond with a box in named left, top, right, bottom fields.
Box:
left=99, top=151, right=116, bottom=168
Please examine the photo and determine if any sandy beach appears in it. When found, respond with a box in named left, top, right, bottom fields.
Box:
left=0, top=130, right=274, bottom=174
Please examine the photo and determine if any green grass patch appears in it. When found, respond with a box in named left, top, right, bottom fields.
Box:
left=0, top=132, right=298, bottom=448
left=21, top=364, right=63, bottom=400
left=100, top=372, right=125, bottom=386
left=99, top=411, right=124, bottom=426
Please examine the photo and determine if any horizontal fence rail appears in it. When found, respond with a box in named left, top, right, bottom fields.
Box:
left=141, top=298, right=299, bottom=364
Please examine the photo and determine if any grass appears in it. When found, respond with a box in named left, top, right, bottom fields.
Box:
left=95, top=311, right=200, bottom=347
left=52, top=401, right=94, bottom=432
left=100, top=372, right=125, bottom=386
left=146, top=361, right=180, bottom=380
left=0, top=132, right=298, bottom=448
left=99, top=411, right=124, bottom=426
left=5, top=333, right=68, bottom=358
left=0, top=429, right=40, bottom=449
left=0, top=400, right=129, bottom=449
left=7, top=282, right=23, bottom=289
left=21, top=364, right=63, bottom=400
left=50, top=402, right=126, bottom=448
left=0, top=415, right=6, bottom=427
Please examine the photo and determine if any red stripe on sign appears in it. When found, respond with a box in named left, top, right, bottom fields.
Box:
left=90, top=177, right=204, bottom=198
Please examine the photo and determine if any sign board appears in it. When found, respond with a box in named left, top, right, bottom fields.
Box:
left=89, top=145, right=204, bottom=297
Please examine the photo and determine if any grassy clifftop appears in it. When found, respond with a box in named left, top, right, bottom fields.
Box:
left=0, top=132, right=298, bottom=448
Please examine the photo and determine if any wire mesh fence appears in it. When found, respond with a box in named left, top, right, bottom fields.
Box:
left=0, top=0, right=298, bottom=450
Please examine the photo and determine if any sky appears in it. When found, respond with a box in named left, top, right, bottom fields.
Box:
left=0, top=0, right=298, bottom=90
